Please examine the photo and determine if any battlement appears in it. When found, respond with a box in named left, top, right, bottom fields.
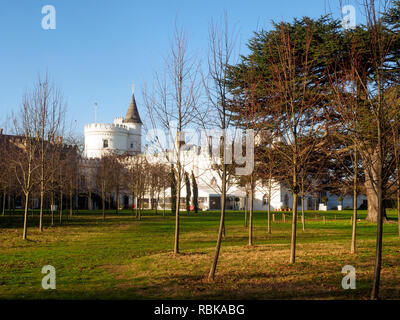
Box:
left=84, top=123, right=130, bottom=132
left=85, top=122, right=141, bottom=132
left=114, top=117, right=124, bottom=124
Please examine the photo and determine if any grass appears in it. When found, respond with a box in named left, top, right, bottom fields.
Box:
left=0, top=209, right=399, bottom=300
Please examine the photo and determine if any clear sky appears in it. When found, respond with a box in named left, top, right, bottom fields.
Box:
left=0, top=0, right=357, bottom=137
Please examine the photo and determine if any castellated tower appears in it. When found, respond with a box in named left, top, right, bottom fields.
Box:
left=84, top=87, right=143, bottom=158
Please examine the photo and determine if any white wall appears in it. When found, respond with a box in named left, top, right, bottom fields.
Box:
left=84, top=120, right=142, bottom=158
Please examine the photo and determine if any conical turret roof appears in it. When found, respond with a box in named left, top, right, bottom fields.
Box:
left=123, top=88, right=142, bottom=124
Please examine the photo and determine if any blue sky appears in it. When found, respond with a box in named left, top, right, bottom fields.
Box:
left=0, top=0, right=357, bottom=137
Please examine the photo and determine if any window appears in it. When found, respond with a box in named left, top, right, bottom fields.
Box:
left=130, top=143, right=134, bottom=148
left=103, top=139, right=108, bottom=148
left=284, top=194, right=289, bottom=207
left=263, top=195, right=268, bottom=206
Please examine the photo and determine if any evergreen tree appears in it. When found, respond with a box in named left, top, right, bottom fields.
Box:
left=170, top=165, right=177, bottom=214
left=185, top=172, right=191, bottom=214
left=227, top=15, right=344, bottom=264
left=191, top=171, right=198, bottom=214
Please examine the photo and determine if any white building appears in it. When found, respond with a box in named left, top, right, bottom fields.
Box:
left=84, top=89, right=142, bottom=158
left=146, top=144, right=366, bottom=212
left=82, top=87, right=366, bottom=212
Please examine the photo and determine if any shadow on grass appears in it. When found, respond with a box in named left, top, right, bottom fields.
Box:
left=103, top=272, right=375, bottom=300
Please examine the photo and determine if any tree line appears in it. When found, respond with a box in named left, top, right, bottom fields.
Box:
left=144, top=0, right=400, bottom=299
left=1, top=0, right=400, bottom=300
left=226, top=0, right=400, bottom=300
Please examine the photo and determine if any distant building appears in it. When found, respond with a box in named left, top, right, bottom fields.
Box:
left=81, top=86, right=366, bottom=212
left=146, top=144, right=366, bottom=212
left=84, top=88, right=142, bottom=158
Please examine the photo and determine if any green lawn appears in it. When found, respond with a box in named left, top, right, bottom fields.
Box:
left=0, top=209, right=399, bottom=300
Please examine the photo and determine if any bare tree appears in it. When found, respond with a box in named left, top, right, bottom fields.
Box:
left=0, top=134, right=15, bottom=216
left=326, top=70, right=363, bottom=254
left=124, top=155, right=148, bottom=220
left=333, top=0, right=400, bottom=299
left=256, top=131, right=281, bottom=234
left=230, top=59, right=267, bottom=244
left=144, top=21, right=200, bottom=254
left=32, top=74, right=66, bottom=231
left=264, top=23, right=328, bottom=264
left=12, top=93, right=41, bottom=239
left=109, top=152, right=124, bottom=214
left=96, top=155, right=112, bottom=220
left=148, top=162, right=168, bottom=214
left=203, top=14, right=239, bottom=279
left=64, top=145, right=79, bottom=219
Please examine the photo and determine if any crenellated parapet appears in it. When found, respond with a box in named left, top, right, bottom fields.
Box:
left=113, top=117, right=124, bottom=124
left=84, top=123, right=131, bottom=133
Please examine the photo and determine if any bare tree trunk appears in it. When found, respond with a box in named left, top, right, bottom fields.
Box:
left=300, top=177, right=305, bottom=231
left=22, top=193, right=29, bottom=240
left=267, top=195, right=271, bottom=234
left=371, top=121, right=384, bottom=300
left=163, top=189, right=166, bottom=217
left=69, top=191, right=73, bottom=218
left=88, top=188, right=92, bottom=211
left=365, top=172, right=379, bottom=222
left=397, top=160, right=400, bottom=240
left=365, top=156, right=387, bottom=223
left=138, top=195, right=142, bottom=221
left=351, top=150, right=358, bottom=254
left=249, top=175, right=254, bottom=246
left=116, top=185, right=120, bottom=214
left=131, top=192, right=135, bottom=216
left=39, top=171, right=44, bottom=231
left=244, top=192, right=248, bottom=228
left=290, top=191, right=298, bottom=264
left=208, top=163, right=227, bottom=280
left=397, top=189, right=400, bottom=240
left=51, top=192, right=54, bottom=226
left=2, top=192, right=5, bottom=216
left=174, top=166, right=181, bottom=254
left=102, top=184, right=106, bottom=221
left=59, top=191, right=63, bottom=224
left=135, top=195, right=139, bottom=219
left=301, top=197, right=305, bottom=232
left=371, top=189, right=384, bottom=300
left=155, top=193, right=159, bottom=215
